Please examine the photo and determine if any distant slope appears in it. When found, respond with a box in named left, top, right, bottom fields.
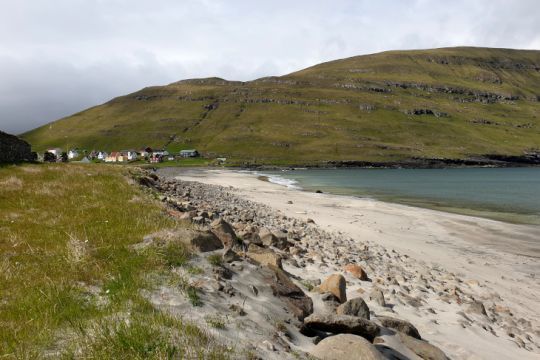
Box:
left=22, top=47, right=540, bottom=166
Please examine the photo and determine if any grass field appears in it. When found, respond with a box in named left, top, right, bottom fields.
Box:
left=0, top=164, right=231, bottom=358
left=21, top=47, right=540, bottom=165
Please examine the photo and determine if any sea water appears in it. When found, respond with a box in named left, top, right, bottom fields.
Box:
left=262, top=168, right=540, bottom=225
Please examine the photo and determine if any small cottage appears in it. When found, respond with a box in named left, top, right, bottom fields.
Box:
left=105, top=152, right=125, bottom=163
left=139, top=147, right=152, bottom=158
left=97, top=151, right=108, bottom=161
left=47, top=148, right=63, bottom=157
left=150, top=154, right=163, bottom=163
left=179, top=149, right=199, bottom=158
left=121, top=150, right=138, bottom=161
left=68, top=149, right=79, bottom=159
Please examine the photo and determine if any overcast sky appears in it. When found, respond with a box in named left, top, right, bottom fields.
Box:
left=1, top=0, right=539, bottom=134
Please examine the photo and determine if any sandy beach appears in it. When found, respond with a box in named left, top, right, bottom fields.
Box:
left=163, top=167, right=540, bottom=359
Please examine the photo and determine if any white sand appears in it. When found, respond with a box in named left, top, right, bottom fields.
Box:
left=172, top=168, right=540, bottom=359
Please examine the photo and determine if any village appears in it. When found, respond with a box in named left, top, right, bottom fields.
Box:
left=36, top=147, right=210, bottom=164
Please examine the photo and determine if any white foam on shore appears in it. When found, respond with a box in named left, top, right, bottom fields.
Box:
left=242, top=170, right=301, bottom=189
left=266, top=174, right=300, bottom=189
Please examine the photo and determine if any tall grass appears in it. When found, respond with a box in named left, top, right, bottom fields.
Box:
left=0, top=164, right=230, bottom=358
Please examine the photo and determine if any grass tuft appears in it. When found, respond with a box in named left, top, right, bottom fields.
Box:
left=207, top=254, right=223, bottom=267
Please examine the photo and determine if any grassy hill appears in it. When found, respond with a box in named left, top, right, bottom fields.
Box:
left=21, top=47, right=540, bottom=166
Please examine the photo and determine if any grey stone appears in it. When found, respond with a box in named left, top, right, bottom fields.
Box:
left=377, top=316, right=421, bottom=339
left=211, top=218, right=238, bottom=249
left=398, top=332, right=450, bottom=360
left=369, top=288, right=386, bottom=307
left=302, top=314, right=380, bottom=341
left=267, top=265, right=313, bottom=321
left=311, top=334, right=384, bottom=360
left=336, top=297, right=370, bottom=320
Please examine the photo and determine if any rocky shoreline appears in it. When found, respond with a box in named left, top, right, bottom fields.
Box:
left=136, top=170, right=539, bottom=359
left=240, top=153, right=540, bottom=170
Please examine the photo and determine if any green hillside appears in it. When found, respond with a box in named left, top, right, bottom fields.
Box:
left=22, top=47, right=540, bottom=165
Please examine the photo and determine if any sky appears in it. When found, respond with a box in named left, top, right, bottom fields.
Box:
left=0, top=0, right=539, bottom=134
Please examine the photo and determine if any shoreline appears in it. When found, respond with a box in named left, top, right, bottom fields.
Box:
left=255, top=168, right=540, bottom=226
left=158, top=167, right=540, bottom=359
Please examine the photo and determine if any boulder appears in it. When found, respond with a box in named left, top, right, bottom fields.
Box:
left=311, top=334, right=384, bottom=360
left=377, top=316, right=421, bottom=339
left=246, top=244, right=283, bottom=269
left=302, top=314, right=380, bottom=341
left=466, top=301, right=487, bottom=317
left=369, top=288, right=386, bottom=307
left=259, top=227, right=290, bottom=249
left=180, top=229, right=223, bottom=252
left=321, top=292, right=341, bottom=313
left=319, top=274, right=347, bottom=303
left=139, top=228, right=222, bottom=253
left=211, top=218, right=238, bottom=249
left=398, top=332, right=449, bottom=360
left=222, top=248, right=242, bottom=263
left=336, top=297, right=370, bottom=320
left=344, top=264, right=369, bottom=281
left=268, top=265, right=313, bottom=320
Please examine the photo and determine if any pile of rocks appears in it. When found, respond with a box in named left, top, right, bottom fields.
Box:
left=135, top=171, right=538, bottom=359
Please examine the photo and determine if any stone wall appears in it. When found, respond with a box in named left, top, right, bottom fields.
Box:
left=0, top=130, right=33, bottom=163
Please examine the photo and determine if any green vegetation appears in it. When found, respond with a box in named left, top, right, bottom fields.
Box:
left=299, top=280, right=315, bottom=292
left=0, top=164, right=229, bottom=358
left=207, top=254, right=223, bottom=267
left=22, top=47, right=540, bottom=165
left=205, top=314, right=226, bottom=329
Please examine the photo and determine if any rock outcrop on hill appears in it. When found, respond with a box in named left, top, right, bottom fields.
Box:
left=0, top=130, right=33, bottom=163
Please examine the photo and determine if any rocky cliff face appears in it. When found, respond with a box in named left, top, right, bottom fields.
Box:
left=0, top=130, right=33, bottom=163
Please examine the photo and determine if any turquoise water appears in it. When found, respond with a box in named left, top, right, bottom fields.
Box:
left=263, top=168, right=540, bottom=224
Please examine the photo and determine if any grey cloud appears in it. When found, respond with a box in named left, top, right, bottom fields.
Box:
left=0, top=0, right=538, bottom=134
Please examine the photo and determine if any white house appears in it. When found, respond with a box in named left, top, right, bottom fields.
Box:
left=180, top=149, right=199, bottom=158
left=97, top=151, right=108, bottom=161
left=47, top=148, right=63, bottom=157
left=68, top=149, right=79, bottom=159
left=152, top=149, right=169, bottom=157
left=125, top=151, right=138, bottom=161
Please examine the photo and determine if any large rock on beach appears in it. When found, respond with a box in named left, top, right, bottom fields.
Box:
left=398, top=332, right=450, bottom=360
left=259, top=227, right=290, bottom=249
left=319, top=274, right=347, bottom=303
left=177, top=229, right=223, bottom=252
left=303, top=314, right=380, bottom=341
left=211, top=218, right=237, bottom=249
left=369, top=288, right=386, bottom=307
left=336, top=297, right=371, bottom=319
left=311, top=334, right=384, bottom=360
left=344, top=264, right=369, bottom=281
left=377, top=316, right=421, bottom=339
left=268, top=265, right=313, bottom=320
left=246, top=244, right=283, bottom=269
left=139, top=228, right=223, bottom=253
